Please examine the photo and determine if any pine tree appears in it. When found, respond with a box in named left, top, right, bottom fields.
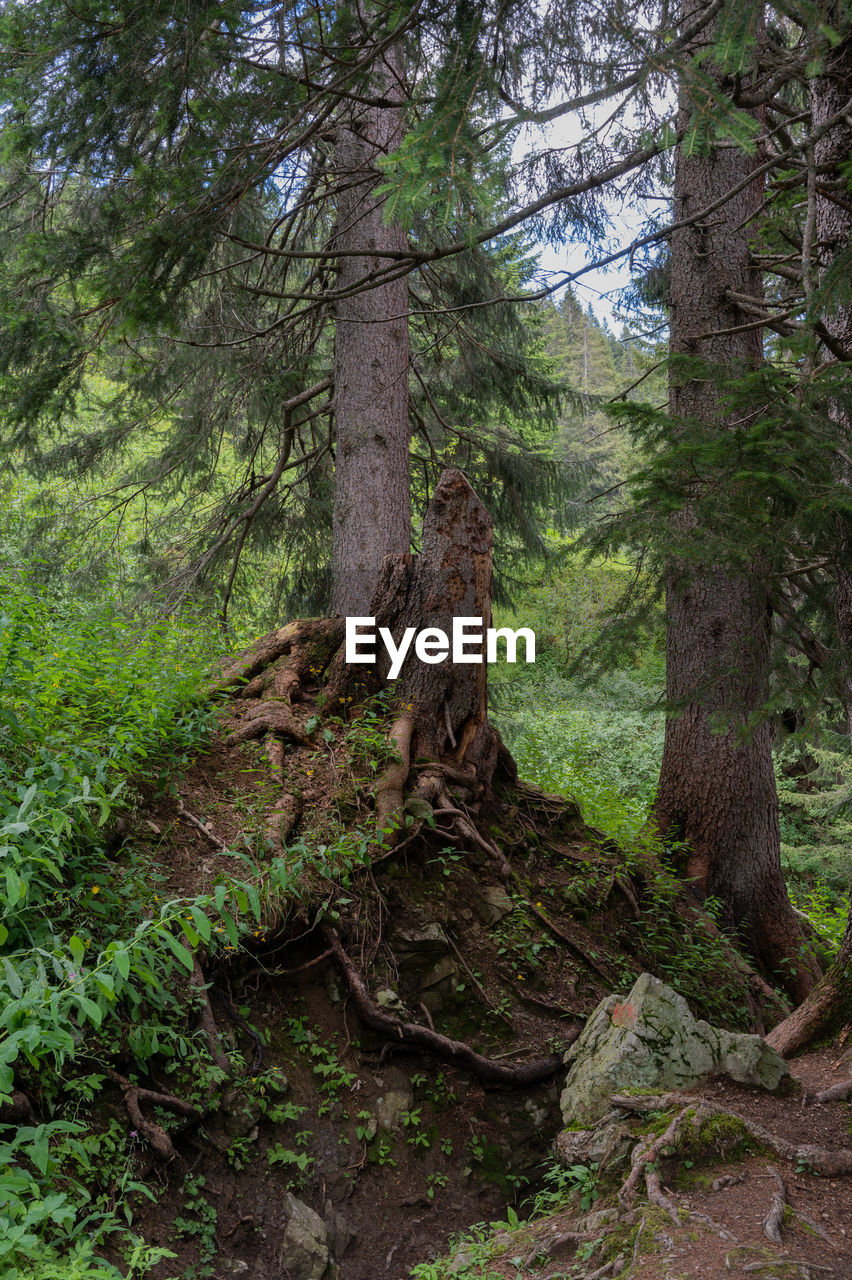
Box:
left=0, top=1, right=565, bottom=620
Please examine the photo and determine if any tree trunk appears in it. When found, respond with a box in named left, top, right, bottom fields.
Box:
left=763, top=22, right=852, bottom=1057
left=654, top=1, right=816, bottom=1001
left=811, top=24, right=852, bottom=743
left=330, top=44, right=411, bottom=617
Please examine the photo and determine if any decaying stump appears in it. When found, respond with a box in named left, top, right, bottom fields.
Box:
left=327, top=467, right=507, bottom=789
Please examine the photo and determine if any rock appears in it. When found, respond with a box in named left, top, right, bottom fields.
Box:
left=403, top=796, right=435, bottom=822
left=323, top=1200, right=356, bottom=1258
left=376, top=988, right=406, bottom=1013
left=553, top=1122, right=632, bottom=1171
left=473, top=885, right=515, bottom=925
left=395, top=922, right=450, bottom=956
left=218, top=1260, right=250, bottom=1276
left=216, top=1090, right=263, bottom=1139
left=559, top=973, right=789, bottom=1128
left=278, top=1193, right=331, bottom=1280
left=418, top=955, right=459, bottom=990
left=375, top=1087, right=413, bottom=1130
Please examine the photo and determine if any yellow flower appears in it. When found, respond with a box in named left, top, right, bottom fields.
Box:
left=91, top=886, right=100, bottom=895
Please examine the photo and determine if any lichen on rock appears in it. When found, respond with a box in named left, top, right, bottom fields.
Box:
left=559, top=973, right=789, bottom=1129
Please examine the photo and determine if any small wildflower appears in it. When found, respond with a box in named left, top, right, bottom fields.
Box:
left=129, top=1130, right=139, bottom=1139
left=517, top=974, right=524, bottom=981
left=91, top=886, right=100, bottom=895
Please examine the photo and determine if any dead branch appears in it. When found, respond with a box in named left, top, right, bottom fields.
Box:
left=177, top=798, right=230, bottom=853
left=321, top=924, right=561, bottom=1085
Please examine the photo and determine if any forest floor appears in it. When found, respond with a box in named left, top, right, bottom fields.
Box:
left=99, top=684, right=852, bottom=1280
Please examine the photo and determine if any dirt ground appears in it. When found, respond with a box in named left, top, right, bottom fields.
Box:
left=102, top=712, right=852, bottom=1280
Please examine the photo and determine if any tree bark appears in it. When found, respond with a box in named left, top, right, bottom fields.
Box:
left=766, top=909, right=852, bottom=1058
left=811, top=23, right=852, bottom=743
left=763, top=21, right=852, bottom=1057
left=655, top=1, right=816, bottom=1001
left=330, top=468, right=507, bottom=787
left=330, top=43, right=411, bottom=617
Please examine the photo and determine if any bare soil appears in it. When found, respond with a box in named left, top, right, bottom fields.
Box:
left=98, top=707, right=852, bottom=1280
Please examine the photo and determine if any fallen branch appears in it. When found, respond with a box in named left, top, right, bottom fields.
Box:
left=177, top=798, right=230, bottom=853
left=321, top=924, right=561, bottom=1085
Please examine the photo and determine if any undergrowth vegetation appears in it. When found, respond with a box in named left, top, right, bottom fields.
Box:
left=0, top=514, right=849, bottom=1275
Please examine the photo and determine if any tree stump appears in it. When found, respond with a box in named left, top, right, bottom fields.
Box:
left=328, top=467, right=508, bottom=788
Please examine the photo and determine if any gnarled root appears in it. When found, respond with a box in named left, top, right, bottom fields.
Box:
left=763, top=1165, right=786, bottom=1245
left=211, top=617, right=343, bottom=701
left=190, top=958, right=231, bottom=1076
left=107, top=1069, right=200, bottom=1160
left=223, top=701, right=314, bottom=748
left=611, top=1092, right=852, bottom=1177
left=321, top=924, right=561, bottom=1086
left=374, top=712, right=414, bottom=846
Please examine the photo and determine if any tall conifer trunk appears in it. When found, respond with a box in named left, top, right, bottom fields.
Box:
left=767, top=18, right=852, bottom=1052
left=330, top=44, right=411, bottom=617
left=654, top=1, right=815, bottom=1000
left=812, top=22, right=852, bottom=743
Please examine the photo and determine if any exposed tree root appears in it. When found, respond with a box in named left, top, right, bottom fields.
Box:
left=211, top=617, right=343, bottom=700
left=223, top=701, right=314, bottom=748
left=611, top=1093, right=852, bottom=1176
left=522, top=893, right=617, bottom=986
left=763, top=1164, right=787, bottom=1245
left=321, top=923, right=562, bottom=1085
left=190, top=958, right=231, bottom=1076
left=814, top=1077, right=852, bottom=1103
left=264, top=792, right=302, bottom=855
left=107, top=1069, right=200, bottom=1160
left=373, top=711, right=414, bottom=842
left=643, top=1165, right=681, bottom=1226
left=767, top=912, right=851, bottom=1057
left=619, top=1104, right=700, bottom=1210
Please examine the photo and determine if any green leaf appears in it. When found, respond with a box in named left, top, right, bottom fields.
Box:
left=161, top=931, right=195, bottom=974
left=76, top=995, right=103, bottom=1029
left=69, top=935, right=86, bottom=968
